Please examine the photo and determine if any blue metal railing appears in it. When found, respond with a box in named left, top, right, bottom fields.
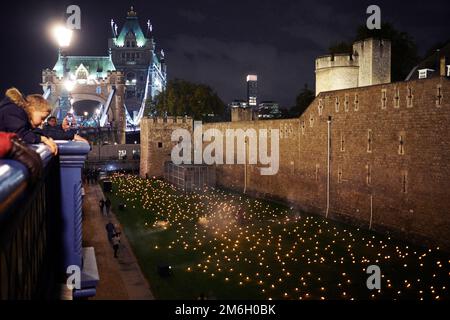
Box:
left=0, top=141, right=99, bottom=300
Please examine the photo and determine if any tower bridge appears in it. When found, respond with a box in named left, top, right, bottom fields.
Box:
left=41, top=6, right=167, bottom=143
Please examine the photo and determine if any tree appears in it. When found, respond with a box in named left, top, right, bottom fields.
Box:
left=153, top=79, right=226, bottom=121
left=354, top=23, right=420, bottom=81
left=327, top=23, right=420, bottom=82
left=291, top=84, right=315, bottom=117
left=329, top=41, right=353, bottom=55
left=423, top=40, right=450, bottom=60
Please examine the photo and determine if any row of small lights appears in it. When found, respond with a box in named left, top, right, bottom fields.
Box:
left=112, top=174, right=449, bottom=300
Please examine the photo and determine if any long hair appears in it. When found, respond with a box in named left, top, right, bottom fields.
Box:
left=5, top=87, right=51, bottom=115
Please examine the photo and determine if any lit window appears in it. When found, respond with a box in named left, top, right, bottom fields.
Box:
left=418, top=68, right=434, bottom=79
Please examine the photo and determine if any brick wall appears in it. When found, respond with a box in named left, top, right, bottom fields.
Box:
left=140, top=77, right=450, bottom=249
left=140, top=117, right=193, bottom=178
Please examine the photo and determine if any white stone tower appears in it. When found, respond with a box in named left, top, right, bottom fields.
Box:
left=315, top=38, right=391, bottom=95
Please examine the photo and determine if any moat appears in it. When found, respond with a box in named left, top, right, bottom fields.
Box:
left=108, top=174, right=449, bottom=300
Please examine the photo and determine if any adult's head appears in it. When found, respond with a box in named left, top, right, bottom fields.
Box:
left=6, top=87, right=51, bottom=128
left=47, top=116, right=57, bottom=127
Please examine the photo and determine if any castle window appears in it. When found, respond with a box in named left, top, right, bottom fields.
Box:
left=132, top=41, right=136, bottom=48
left=354, top=94, right=359, bottom=111
left=340, top=132, right=345, bottom=152
left=394, top=87, right=400, bottom=108
left=398, top=134, right=405, bottom=155
left=381, top=89, right=387, bottom=109
left=401, top=171, right=408, bottom=194
left=407, top=87, right=414, bottom=108
left=344, top=94, right=349, bottom=112
left=158, top=142, right=163, bottom=148
left=118, top=150, right=127, bottom=159
left=335, top=97, right=340, bottom=112
left=418, top=68, right=434, bottom=79
left=338, top=166, right=343, bottom=184
left=436, top=85, right=443, bottom=107
left=301, top=121, right=305, bottom=135
left=366, top=164, right=371, bottom=185
left=126, top=41, right=130, bottom=47
left=309, top=115, right=314, bottom=127
left=318, top=99, right=323, bottom=116
left=367, top=129, right=372, bottom=153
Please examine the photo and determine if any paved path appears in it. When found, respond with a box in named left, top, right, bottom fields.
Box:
left=82, top=183, right=154, bottom=300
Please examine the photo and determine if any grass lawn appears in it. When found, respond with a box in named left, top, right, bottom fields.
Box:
left=106, top=174, right=449, bottom=300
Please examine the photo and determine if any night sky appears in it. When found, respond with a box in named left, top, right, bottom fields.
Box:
left=0, top=0, right=449, bottom=107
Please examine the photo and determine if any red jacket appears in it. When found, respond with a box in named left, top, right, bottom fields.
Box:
left=0, top=132, right=15, bottom=158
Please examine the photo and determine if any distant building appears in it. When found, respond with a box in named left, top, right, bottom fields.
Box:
left=229, top=99, right=249, bottom=109
left=257, top=101, right=281, bottom=119
left=406, top=42, right=450, bottom=80
left=246, top=75, right=258, bottom=107
left=228, top=100, right=253, bottom=122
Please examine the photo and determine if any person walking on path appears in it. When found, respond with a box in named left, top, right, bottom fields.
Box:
left=112, top=233, right=120, bottom=258
left=105, top=198, right=112, bottom=216
left=105, top=221, right=116, bottom=242
left=99, top=199, right=105, bottom=215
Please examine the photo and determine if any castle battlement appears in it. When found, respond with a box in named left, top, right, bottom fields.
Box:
left=352, top=38, right=391, bottom=53
left=145, top=116, right=193, bottom=125
left=315, top=54, right=359, bottom=70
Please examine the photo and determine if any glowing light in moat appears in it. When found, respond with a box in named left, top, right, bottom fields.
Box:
left=110, top=174, right=450, bottom=300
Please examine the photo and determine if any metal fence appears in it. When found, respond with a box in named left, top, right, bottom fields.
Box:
left=0, top=154, right=62, bottom=299
left=164, top=162, right=216, bottom=192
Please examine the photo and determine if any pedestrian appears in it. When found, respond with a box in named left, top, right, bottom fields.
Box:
left=99, top=199, right=105, bottom=215
left=112, top=233, right=120, bottom=258
left=105, top=198, right=111, bottom=215
left=105, top=221, right=116, bottom=242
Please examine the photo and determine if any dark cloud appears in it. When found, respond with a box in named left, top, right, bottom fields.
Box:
left=0, top=0, right=449, bottom=108
left=166, top=34, right=317, bottom=105
left=178, top=9, right=207, bottom=23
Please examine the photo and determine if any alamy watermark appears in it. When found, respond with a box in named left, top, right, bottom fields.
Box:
left=66, top=5, right=81, bottom=30
left=366, top=5, right=381, bottom=30
left=66, top=265, right=81, bottom=290
left=366, top=265, right=381, bottom=290
left=171, top=121, right=280, bottom=176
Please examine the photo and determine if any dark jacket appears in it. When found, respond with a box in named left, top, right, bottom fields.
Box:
left=42, top=124, right=75, bottom=140
left=0, top=98, right=44, bottom=144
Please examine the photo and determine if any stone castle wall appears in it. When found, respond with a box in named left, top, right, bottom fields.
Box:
left=140, top=116, right=193, bottom=177
left=140, top=77, right=450, bottom=249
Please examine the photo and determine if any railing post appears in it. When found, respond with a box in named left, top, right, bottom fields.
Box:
left=57, top=141, right=99, bottom=298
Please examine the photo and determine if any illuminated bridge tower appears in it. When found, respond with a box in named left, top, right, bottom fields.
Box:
left=109, top=6, right=167, bottom=122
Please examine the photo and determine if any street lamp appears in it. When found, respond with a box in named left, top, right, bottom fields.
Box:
left=53, top=25, right=73, bottom=48
left=95, top=108, right=101, bottom=160
left=53, top=25, right=73, bottom=122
